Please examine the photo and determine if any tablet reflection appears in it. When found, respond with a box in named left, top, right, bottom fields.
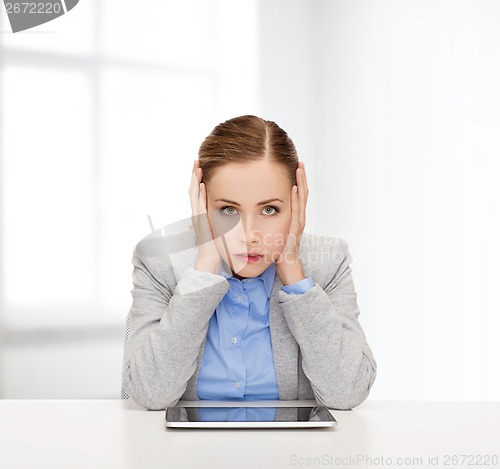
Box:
left=197, top=406, right=277, bottom=422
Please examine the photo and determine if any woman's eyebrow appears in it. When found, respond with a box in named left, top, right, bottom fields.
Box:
left=214, top=198, right=284, bottom=207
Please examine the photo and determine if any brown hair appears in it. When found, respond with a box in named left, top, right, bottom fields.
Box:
left=198, top=115, right=299, bottom=187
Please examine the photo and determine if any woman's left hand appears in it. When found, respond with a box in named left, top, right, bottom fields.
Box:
left=275, top=161, right=309, bottom=285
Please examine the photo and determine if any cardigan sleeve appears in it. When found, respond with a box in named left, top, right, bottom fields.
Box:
left=277, top=239, right=377, bottom=410
left=122, top=243, right=230, bottom=410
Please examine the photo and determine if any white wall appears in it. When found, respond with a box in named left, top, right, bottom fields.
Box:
left=258, top=0, right=500, bottom=400
left=1, top=0, right=498, bottom=401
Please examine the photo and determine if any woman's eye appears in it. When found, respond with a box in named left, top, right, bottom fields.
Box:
left=220, top=206, right=279, bottom=216
left=221, top=206, right=237, bottom=216
left=263, top=206, right=279, bottom=215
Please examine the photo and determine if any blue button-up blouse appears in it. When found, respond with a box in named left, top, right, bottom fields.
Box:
left=196, top=261, right=314, bottom=403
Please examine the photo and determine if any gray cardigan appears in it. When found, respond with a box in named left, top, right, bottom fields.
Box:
left=121, top=226, right=377, bottom=411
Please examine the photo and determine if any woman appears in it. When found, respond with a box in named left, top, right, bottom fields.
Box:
left=122, top=115, right=377, bottom=411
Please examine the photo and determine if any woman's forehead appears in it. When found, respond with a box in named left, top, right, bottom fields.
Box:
left=209, top=163, right=289, bottom=188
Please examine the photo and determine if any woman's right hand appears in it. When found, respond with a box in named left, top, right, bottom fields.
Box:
left=190, top=160, right=223, bottom=274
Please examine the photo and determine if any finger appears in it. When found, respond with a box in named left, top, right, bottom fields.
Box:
left=197, top=183, right=214, bottom=245
left=290, top=185, right=300, bottom=236
left=298, top=162, right=309, bottom=193
left=296, top=168, right=306, bottom=227
left=198, top=180, right=207, bottom=214
left=300, top=162, right=309, bottom=195
left=189, top=170, right=199, bottom=213
left=190, top=168, right=203, bottom=216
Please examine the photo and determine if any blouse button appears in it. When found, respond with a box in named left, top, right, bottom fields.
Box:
left=237, top=295, right=244, bottom=301
left=235, top=382, right=241, bottom=388
left=231, top=337, right=237, bottom=344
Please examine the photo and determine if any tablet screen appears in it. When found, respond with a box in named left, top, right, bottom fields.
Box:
left=165, top=406, right=337, bottom=428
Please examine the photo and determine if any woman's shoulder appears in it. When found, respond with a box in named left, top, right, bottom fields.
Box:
left=130, top=222, right=198, bottom=288
left=299, top=232, right=352, bottom=279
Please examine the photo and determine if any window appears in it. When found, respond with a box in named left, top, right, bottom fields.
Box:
left=0, top=0, right=258, bottom=397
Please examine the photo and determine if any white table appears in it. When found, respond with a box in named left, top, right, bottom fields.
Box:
left=0, top=399, right=498, bottom=469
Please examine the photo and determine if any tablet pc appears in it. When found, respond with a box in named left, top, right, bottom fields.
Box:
left=165, top=405, right=337, bottom=429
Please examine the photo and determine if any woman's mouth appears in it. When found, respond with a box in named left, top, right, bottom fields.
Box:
left=235, top=253, right=263, bottom=263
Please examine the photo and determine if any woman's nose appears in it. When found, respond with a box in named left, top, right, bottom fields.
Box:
left=237, top=218, right=260, bottom=243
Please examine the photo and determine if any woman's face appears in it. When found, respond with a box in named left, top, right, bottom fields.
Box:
left=205, top=160, right=292, bottom=279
